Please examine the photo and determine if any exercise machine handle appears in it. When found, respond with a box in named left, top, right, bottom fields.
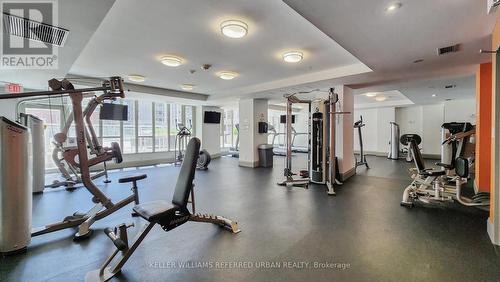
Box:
left=104, top=227, right=127, bottom=251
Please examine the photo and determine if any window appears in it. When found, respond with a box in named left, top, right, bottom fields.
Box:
left=102, top=101, right=121, bottom=149
left=137, top=101, right=153, bottom=153
left=22, top=98, right=198, bottom=171
left=220, top=109, right=238, bottom=149
left=123, top=100, right=136, bottom=153
left=25, top=107, right=61, bottom=170
left=169, top=104, right=182, bottom=151
left=155, top=103, right=169, bottom=152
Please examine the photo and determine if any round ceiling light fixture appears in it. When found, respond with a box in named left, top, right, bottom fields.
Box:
left=220, top=20, right=248, bottom=39
left=128, top=74, right=146, bottom=82
left=181, top=84, right=195, bottom=91
left=160, top=55, right=183, bottom=67
left=386, top=2, right=402, bottom=12
left=282, top=51, right=304, bottom=63
left=375, top=96, right=387, bottom=102
left=217, top=71, right=239, bottom=80
left=365, top=92, right=377, bottom=97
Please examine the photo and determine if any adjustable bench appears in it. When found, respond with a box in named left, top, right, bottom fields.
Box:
left=85, top=137, right=239, bottom=282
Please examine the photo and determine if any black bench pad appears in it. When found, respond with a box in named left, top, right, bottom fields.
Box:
left=119, top=174, right=147, bottom=183
left=133, top=200, right=179, bottom=222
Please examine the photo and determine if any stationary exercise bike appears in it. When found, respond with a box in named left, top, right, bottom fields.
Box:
left=174, top=120, right=211, bottom=170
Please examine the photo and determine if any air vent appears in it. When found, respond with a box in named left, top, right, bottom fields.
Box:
left=437, top=44, right=460, bottom=56
left=2, top=12, right=69, bottom=47
left=445, top=85, right=456, bottom=89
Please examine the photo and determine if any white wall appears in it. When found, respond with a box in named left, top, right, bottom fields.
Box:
left=353, top=107, right=395, bottom=154
left=195, top=106, right=222, bottom=157
left=444, top=99, right=476, bottom=123
left=0, top=98, right=19, bottom=120
left=239, top=99, right=269, bottom=167
left=355, top=99, right=476, bottom=156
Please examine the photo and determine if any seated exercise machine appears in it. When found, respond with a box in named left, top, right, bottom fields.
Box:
left=85, top=137, right=239, bottom=282
left=174, top=120, right=211, bottom=170
left=278, top=88, right=348, bottom=195
left=400, top=134, right=422, bottom=162
left=400, top=135, right=488, bottom=208
left=354, top=115, right=369, bottom=169
left=46, top=92, right=118, bottom=190
left=0, top=78, right=145, bottom=254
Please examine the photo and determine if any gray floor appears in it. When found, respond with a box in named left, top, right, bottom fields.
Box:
left=1, top=155, right=500, bottom=282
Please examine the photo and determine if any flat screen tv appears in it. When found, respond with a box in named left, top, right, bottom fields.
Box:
left=204, top=111, right=221, bottom=124
left=280, top=114, right=296, bottom=124
left=99, top=103, right=128, bottom=121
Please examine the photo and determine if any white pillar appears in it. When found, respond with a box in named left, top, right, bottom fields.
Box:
left=335, top=86, right=355, bottom=180
left=489, top=51, right=500, bottom=245
left=195, top=106, right=222, bottom=158
left=238, top=99, right=268, bottom=167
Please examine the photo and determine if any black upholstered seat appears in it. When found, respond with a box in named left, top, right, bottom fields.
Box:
left=119, top=174, right=147, bottom=183
left=133, top=200, right=179, bottom=222
left=132, top=138, right=201, bottom=224
left=410, top=139, right=446, bottom=177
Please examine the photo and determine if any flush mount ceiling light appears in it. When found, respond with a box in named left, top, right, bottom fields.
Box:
left=181, top=84, right=195, bottom=91
left=217, top=71, right=239, bottom=80
left=432, top=94, right=437, bottom=97
left=375, top=96, right=387, bottom=102
left=365, top=92, right=377, bottom=97
left=160, top=55, right=183, bottom=67
left=128, top=74, right=146, bottom=82
left=282, top=51, right=304, bottom=63
left=386, top=2, right=402, bottom=12
left=220, top=20, right=248, bottom=39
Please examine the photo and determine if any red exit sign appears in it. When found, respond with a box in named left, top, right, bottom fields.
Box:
left=5, top=83, right=22, bottom=93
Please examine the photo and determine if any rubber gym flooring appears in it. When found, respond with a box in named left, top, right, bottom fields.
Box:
left=1, top=155, right=500, bottom=282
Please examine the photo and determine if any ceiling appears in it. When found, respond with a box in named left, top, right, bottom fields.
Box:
left=0, top=0, right=115, bottom=91
left=0, top=0, right=497, bottom=107
left=354, top=90, right=414, bottom=109
left=69, top=0, right=370, bottom=96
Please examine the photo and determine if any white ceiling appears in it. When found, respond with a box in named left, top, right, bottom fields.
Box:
left=0, top=0, right=115, bottom=91
left=226, top=0, right=498, bottom=104
left=69, top=0, right=370, bottom=96
left=354, top=90, right=414, bottom=109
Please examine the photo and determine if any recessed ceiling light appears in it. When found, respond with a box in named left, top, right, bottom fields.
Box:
left=217, top=71, right=239, bottom=80
left=365, top=92, right=377, bottom=97
left=375, top=96, right=387, bottom=102
left=128, top=74, right=146, bottom=82
left=282, top=51, right=304, bottom=63
left=386, top=2, right=402, bottom=12
left=160, top=55, right=183, bottom=67
left=432, top=94, right=437, bottom=97
left=181, top=84, right=195, bottom=91
left=220, top=20, right=248, bottom=39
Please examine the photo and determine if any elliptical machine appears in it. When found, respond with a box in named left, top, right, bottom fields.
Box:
left=354, top=115, right=369, bottom=169
left=174, top=120, right=211, bottom=170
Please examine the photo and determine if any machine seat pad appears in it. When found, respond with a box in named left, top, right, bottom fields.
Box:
left=420, top=170, right=446, bottom=177
left=119, top=174, right=147, bottom=183
left=435, top=162, right=453, bottom=169
left=133, top=200, right=180, bottom=222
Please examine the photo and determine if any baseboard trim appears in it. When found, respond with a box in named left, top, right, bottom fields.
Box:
left=239, top=160, right=260, bottom=168
left=487, top=218, right=500, bottom=245
left=341, top=167, right=356, bottom=182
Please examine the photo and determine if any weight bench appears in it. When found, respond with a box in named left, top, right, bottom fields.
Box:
left=86, top=138, right=240, bottom=282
